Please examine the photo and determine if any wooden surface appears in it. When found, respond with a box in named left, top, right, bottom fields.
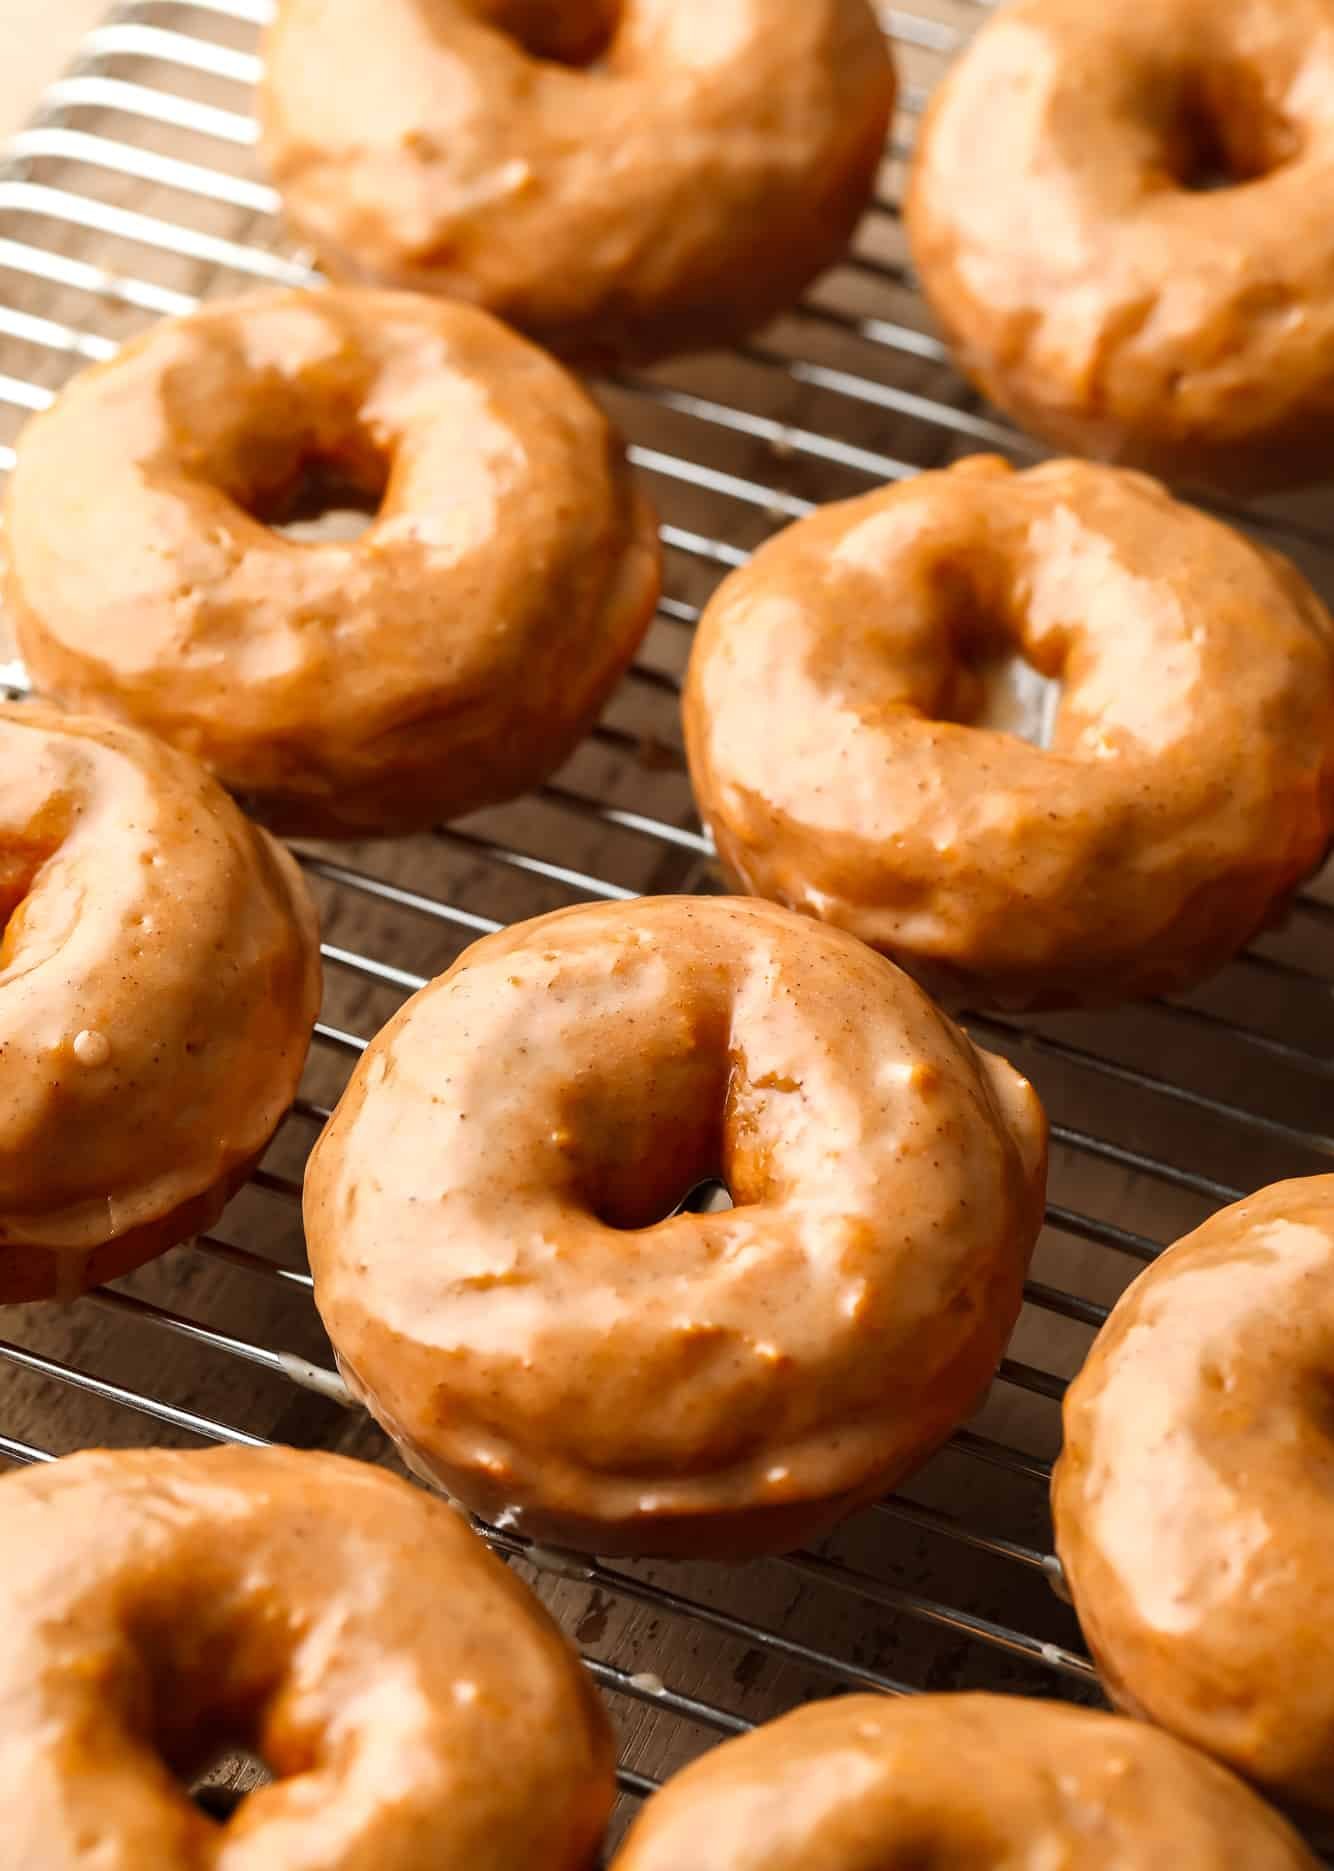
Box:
left=0, top=0, right=1330, bottom=1850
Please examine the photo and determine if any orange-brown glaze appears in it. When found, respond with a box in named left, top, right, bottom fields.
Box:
left=1054, top=1175, right=1334, bottom=1815
left=0, top=705, right=320, bottom=1303
left=304, top=896, right=1047, bottom=1559
left=4, top=287, right=660, bottom=837
left=907, top=0, right=1334, bottom=491
left=610, top=1693, right=1320, bottom=1870
left=258, top=1, right=895, bottom=369
left=0, top=1445, right=614, bottom=1870
left=685, top=456, right=1334, bottom=1011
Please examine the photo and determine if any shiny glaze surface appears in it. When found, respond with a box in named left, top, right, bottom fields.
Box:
left=0, top=1445, right=614, bottom=1870
left=305, top=896, right=1047, bottom=1558
left=907, top=0, right=1334, bottom=490
left=1054, top=1175, right=1334, bottom=1814
left=685, top=456, right=1334, bottom=1010
left=611, top=1692, right=1319, bottom=1870
left=5, top=287, right=661, bottom=836
left=258, top=0, right=895, bottom=368
left=0, top=705, right=319, bottom=1301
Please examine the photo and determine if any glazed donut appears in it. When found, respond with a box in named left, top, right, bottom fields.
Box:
left=1054, top=1174, right=1334, bottom=1815
left=610, top=1693, right=1319, bottom=1870
left=304, top=895, right=1048, bottom=1559
left=4, top=287, right=660, bottom=837
left=0, top=704, right=319, bottom=1303
left=0, top=1444, right=614, bottom=1869
left=907, top=0, right=1334, bottom=491
left=685, top=456, right=1334, bottom=1011
left=258, top=1, right=896, bottom=368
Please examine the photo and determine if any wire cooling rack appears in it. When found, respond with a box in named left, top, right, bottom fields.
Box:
left=1, top=0, right=1333, bottom=1845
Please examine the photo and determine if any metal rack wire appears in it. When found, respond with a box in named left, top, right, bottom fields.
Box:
left=0, top=0, right=1331, bottom=1845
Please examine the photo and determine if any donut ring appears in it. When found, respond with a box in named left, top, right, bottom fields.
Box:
left=304, top=896, right=1048, bottom=1559
left=685, top=456, right=1334, bottom=1011
left=0, top=1445, right=614, bottom=1869
left=258, top=1, right=896, bottom=368
left=1054, top=1174, right=1334, bottom=1814
left=907, top=0, right=1334, bottom=490
left=0, top=704, right=319, bottom=1303
left=610, top=1693, right=1319, bottom=1870
left=4, top=288, right=661, bottom=837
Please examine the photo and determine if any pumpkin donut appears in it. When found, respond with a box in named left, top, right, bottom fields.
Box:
left=0, top=704, right=320, bottom=1303
left=611, top=1693, right=1319, bottom=1870
left=258, top=0, right=896, bottom=368
left=907, top=0, right=1334, bottom=491
left=685, top=456, right=1334, bottom=1011
left=0, top=1444, right=614, bottom=1870
left=1054, top=1175, right=1334, bottom=1816
left=3, top=287, right=660, bottom=837
left=304, top=895, right=1048, bottom=1559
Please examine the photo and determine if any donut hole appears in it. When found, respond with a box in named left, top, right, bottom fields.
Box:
left=117, top=1608, right=293, bottom=1830
left=193, top=1783, right=248, bottom=1821
left=576, top=1052, right=747, bottom=1229
left=246, top=450, right=389, bottom=543
left=1165, top=67, right=1299, bottom=192
left=191, top=1751, right=273, bottom=1824
left=591, top=1118, right=733, bottom=1229
left=947, top=639, right=1062, bottom=749
left=921, top=565, right=1065, bottom=747
left=148, top=1691, right=278, bottom=1788
left=678, top=1179, right=734, bottom=1215
left=475, top=0, right=620, bottom=66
